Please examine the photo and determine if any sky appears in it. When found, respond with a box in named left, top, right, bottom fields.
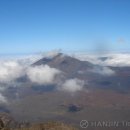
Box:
left=0, top=0, right=130, bottom=54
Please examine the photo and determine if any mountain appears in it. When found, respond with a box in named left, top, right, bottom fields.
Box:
left=1, top=53, right=130, bottom=130
left=33, top=53, right=93, bottom=77
left=32, top=53, right=130, bottom=92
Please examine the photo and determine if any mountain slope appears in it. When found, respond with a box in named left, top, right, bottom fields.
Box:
left=33, top=53, right=93, bottom=75
left=32, top=53, right=130, bottom=92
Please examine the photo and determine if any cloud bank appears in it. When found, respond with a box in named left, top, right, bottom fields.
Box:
left=0, top=61, right=24, bottom=83
left=0, top=51, right=130, bottom=103
left=42, top=49, right=62, bottom=59
left=72, top=53, right=130, bottom=67
left=61, top=78, right=85, bottom=92
left=0, top=93, right=7, bottom=103
left=26, top=65, right=61, bottom=85
left=90, top=66, right=115, bottom=76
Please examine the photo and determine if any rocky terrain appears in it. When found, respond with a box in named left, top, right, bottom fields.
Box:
left=0, top=113, right=78, bottom=130
left=0, top=53, right=130, bottom=130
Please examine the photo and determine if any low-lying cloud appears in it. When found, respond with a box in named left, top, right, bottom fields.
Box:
left=61, top=78, right=85, bottom=92
left=0, top=56, right=62, bottom=103
left=72, top=53, right=130, bottom=67
left=27, top=65, right=61, bottom=85
left=42, top=49, right=62, bottom=59
left=0, top=55, right=62, bottom=86
left=0, top=51, right=130, bottom=103
left=0, top=93, right=7, bottom=103
left=103, top=54, right=130, bottom=67
left=0, top=61, right=24, bottom=83
left=90, top=66, right=115, bottom=76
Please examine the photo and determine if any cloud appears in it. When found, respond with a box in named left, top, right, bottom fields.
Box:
left=0, top=53, right=62, bottom=86
left=43, top=49, right=62, bottom=59
left=0, top=93, right=7, bottom=103
left=90, top=66, right=115, bottom=76
left=103, top=54, right=130, bottom=67
left=0, top=52, right=57, bottom=84
left=71, top=53, right=104, bottom=65
left=0, top=61, right=24, bottom=83
left=61, top=78, right=85, bottom=92
left=26, top=65, right=61, bottom=85
left=0, top=51, right=130, bottom=94
left=72, top=53, right=130, bottom=67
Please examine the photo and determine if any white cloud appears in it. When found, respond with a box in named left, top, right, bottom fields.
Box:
left=43, top=50, right=62, bottom=59
left=90, top=66, right=115, bottom=76
left=0, top=53, right=62, bottom=85
left=70, top=53, right=104, bottom=65
left=103, top=54, right=130, bottom=67
left=0, top=61, right=24, bottom=83
left=0, top=86, right=6, bottom=91
left=0, top=93, right=7, bottom=103
left=33, top=50, right=62, bottom=60
left=72, top=53, right=130, bottom=67
left=26, top=65, right=61, bottom=85
left=61, top=78, right=85, bottom=92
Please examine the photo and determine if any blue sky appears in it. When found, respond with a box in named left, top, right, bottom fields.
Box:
left=0, top=0, right=130, bottom=54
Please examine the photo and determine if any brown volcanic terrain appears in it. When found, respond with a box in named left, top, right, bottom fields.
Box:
left=1, top=53, right=130, bottom=130
left=3, top=88, right=129, bottom=130
left=7, top=89, right=130, bottom=123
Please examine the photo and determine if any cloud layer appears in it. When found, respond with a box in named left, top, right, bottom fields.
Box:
left=0, top=93, right=7, bottom=103
left=61, top=78, right=85, bottom=92
left=27, top=65, right=61, bottom=85
left=90, top=66, right=115, bottom=76
left=72, top=53, right=130, bottom=67
left=0, top=61, right=24, bottom=83
left=0, top=52, right=130, bottom=103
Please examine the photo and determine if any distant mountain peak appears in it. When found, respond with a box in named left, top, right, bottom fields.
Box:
left=32, top=53, right=93, bottom=77
left=32, top=52, right=64, bottom=66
